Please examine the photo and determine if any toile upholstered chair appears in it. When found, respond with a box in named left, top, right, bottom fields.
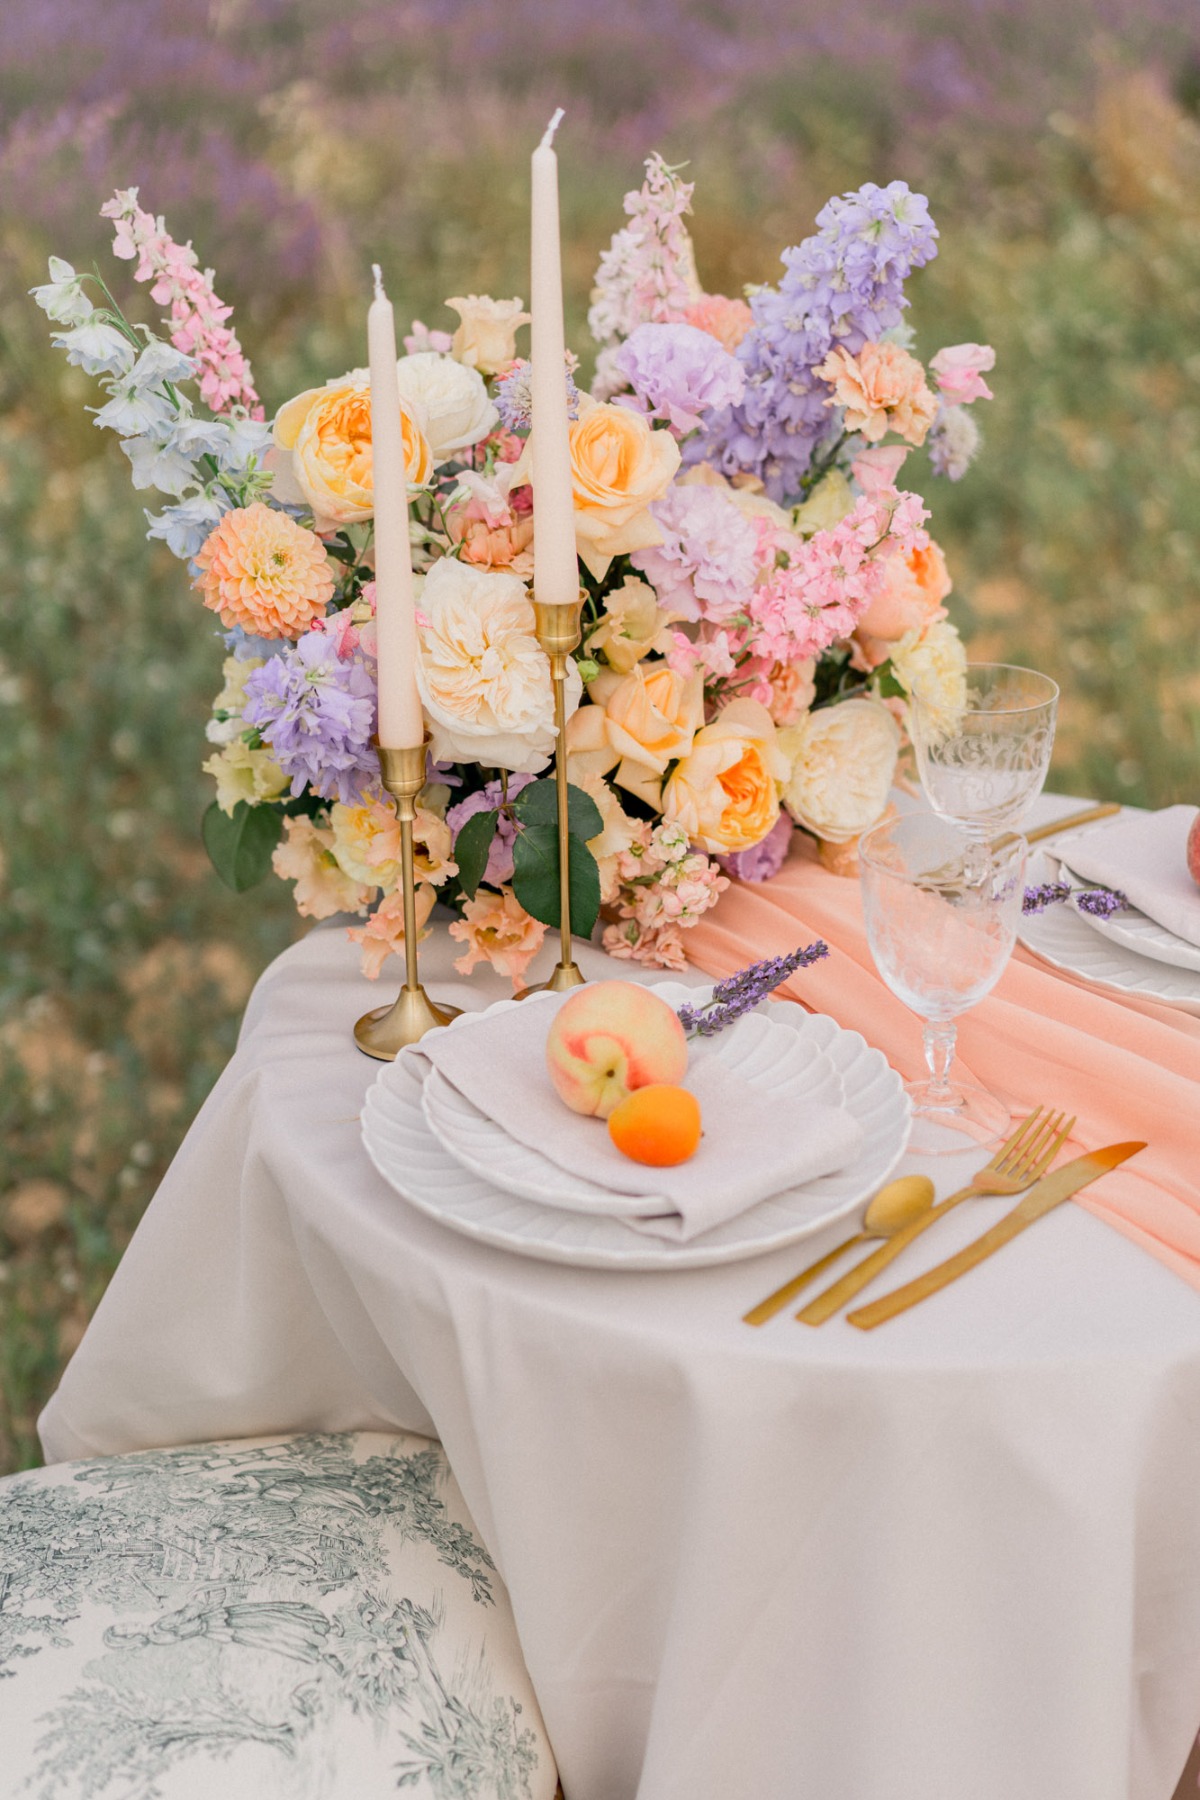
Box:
left=0, top=1429, right=560, bottom=1800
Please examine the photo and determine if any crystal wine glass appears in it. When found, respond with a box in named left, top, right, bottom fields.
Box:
left=859, top=813, right=1028, bottom=1155
left=910, top=662, right=1058, bottom=841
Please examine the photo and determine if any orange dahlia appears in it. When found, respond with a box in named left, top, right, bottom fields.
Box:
left=193, top=502, right=335, bottom=638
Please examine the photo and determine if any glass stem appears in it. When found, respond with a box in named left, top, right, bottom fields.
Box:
left=922, top=1021, right=957, bottom=1100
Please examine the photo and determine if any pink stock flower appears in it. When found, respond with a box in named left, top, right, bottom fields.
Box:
left=588, top=154, right=702, bottom=350
left=101, top=188, right=263, bottom=418
left=929, top=343, right=996, bottom=406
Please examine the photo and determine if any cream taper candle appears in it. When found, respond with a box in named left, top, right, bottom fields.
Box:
left=529, top=109, right=580, bottom=607
left=368, top=265, right=423, bottom=749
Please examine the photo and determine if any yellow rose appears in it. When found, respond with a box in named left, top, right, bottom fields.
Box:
left=445, top=294, right=530, bottom=376
left=662, top=698, right=788, bottom=854
left=272, top=378, right=433, bottom=527
left=568, top=400, right=681, bottom=580
left=780, top=698, right=900, bottom=843
left=584, top=576, right=677, bottom=674
left=202, top=739, right=289, bottom=815
left=567, top=662, right=704, bottom=808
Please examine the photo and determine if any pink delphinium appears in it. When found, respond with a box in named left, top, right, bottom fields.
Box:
left=101, top=188, right=263, bottom=418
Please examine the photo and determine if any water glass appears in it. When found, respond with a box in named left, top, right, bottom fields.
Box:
left=860, top=813, right=1028, bottom=1154
left=911, top=662, right=1058, bottom=840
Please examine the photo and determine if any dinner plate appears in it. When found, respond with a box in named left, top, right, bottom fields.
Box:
left=1018, top=851, right=1200, bottom=1016
left=1056, top=855, right=1200, bottom=973
left=419, top=995, right=845, bottom=1216
left=361, top=989, right=911, bottom=1271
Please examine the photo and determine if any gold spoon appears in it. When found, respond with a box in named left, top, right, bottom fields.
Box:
left=742, top=1175, right=937, bottom=1326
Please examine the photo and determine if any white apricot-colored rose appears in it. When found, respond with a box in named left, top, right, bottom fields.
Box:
left=780, top=698, right=901, bottom=843
left=445, top=294, right=530, bottom=375
left=394, top=351, right=497, bottom=465
left=416, top=559, right=581, bottom=774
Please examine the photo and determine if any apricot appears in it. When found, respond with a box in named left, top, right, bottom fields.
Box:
left=607, top=1084, right=702, bottom=1167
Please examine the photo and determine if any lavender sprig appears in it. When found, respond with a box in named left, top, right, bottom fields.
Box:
left=1023, top=882, right=1128, bottom=918
left=677, top=943, right=828, bottom=1038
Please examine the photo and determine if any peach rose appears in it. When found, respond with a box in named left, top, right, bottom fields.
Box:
left=559, top=399, right=681, bottom=580
left=584, top=577, right=677, bottom=673
left=445, top=295, right=530, bottom=376
left=662, top=698, right=788, bottom=854
left=780, top=698, right=900, bottom=843
left=567, top=662, right=704, bottom=807
left=448, top=886, right=547, bottom=991
left=350, top=884, right=437, bottom=980
left=272, top=377, right=433, bottom=527
left=764, top=658, right=817, bottom=727
left=853, top=540, right=952, bottom=667
left=816, top=341, right=938, bottom=447
left=683, top=294, right=755, bottom=353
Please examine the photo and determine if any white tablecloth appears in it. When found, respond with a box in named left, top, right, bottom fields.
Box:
left=39, top=899, right=1200, bottom=1799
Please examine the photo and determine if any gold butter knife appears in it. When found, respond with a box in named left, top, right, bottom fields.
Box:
left=1012, top=802, right=1120, bottom=848
left=846, top=1140, right=1145, bottom=1330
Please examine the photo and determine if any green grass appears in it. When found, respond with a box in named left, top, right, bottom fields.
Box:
left=2, top=63, right=1199, bottom=1471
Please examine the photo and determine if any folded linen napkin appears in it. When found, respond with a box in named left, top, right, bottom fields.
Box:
left=409, top=992, right=864, bottom=1242
left=1054, top=806, right=1200, bottom=951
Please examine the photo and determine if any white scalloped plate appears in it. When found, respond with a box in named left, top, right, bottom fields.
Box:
left=1055, top=855, right=1200, bottom=973
left=361, top=986, right=912, bottom=1271
left=1018, top=851, right=1200, bottom=1016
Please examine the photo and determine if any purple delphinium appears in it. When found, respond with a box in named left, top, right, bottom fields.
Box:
left=692, top=180, right=938, bottom=502
left=676, top=942, right=828, bottom=1038
left=446, top=774, right=534, bottom=885
left=242, top=631, right=378, bottom=805
left=614, top=321, right=746, bottom=436
left=718, top=812, right=794, bottom=883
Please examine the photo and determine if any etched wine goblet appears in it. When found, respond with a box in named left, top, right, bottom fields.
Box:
left=910, top=662, right=1058, bottom=842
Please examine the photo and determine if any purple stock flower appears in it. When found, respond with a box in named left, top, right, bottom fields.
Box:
left=718, top=812, right=794, bottom=883
left=676, top=941, right=829, bottom=1037
left=242, top=631, right=378, bottom=805
left=614, top=321, right=746, bottom=435
left=631, top=483, right=759, bottom=622
left=446, top=775, right=534, bottom=885
left=692, top=180, right=938, bottom=502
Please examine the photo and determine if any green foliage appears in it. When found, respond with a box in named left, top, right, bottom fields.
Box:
left=511, top=777, right=605, bottom=839
left=453, top=809, right=499, bottom=899
left=511, top=825, right=602, bottom=941
left=202, top=801, right=282, bottom=893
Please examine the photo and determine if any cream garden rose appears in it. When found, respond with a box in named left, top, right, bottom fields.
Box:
left=445, top=294, right=530, bottom=376
left=394, top=351, right=497, bottom=465
left=272, top=374, right=432, bottom=526
left=329, top=800, right=455, bottom=895
left=567, top=662, right=704, bottom=807
left=662, top=698, right=788, bottom=854
left=780, top=698, right=901, bottom=843
left=416, top=558, right=581, bottom=774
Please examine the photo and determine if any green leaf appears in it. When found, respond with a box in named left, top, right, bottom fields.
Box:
left=874, top=661, right=907, bottom=700
left=511, top=824, right=602, bottom=941
left=453, top=809, right=499, bottom=899
left=512, top=777, right=604, bottom=841
left=202, top=801, right=283, bottom=893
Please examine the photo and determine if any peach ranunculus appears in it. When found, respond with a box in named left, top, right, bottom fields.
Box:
left=416, top=557, right=581, bottom=774
left=273, top=814, right=373, bottom=920
left=272, top=376, right=432, bottom=526
left=329, top=799, right=456, bottom=895
left=816, top=341, right=938, bottom=447
left=448, top=885, right=546, bottom=990
left=445, top=468, right=535, bottom=573
left=567, top=661, right=704, bottom=808
left=445, top=295, right=531, bottom=376
left=853, top=539, right=953, bottom=668
left=562, top=398, right=681, bottom=580
left=779, top=698, right=901, bottom=844
left=193, top=502, right=335, bottom=638
left=349, top=884, right=438, bottom=980
left=683, top=294, right=755, bottom=353
left=584, top=576, right=678, bottom=674
left=662, top=698, right=788, bottom=854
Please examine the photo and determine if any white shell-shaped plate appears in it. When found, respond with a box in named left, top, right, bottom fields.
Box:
left=1055, top=855, right=1200, bottom=973
left=420, top=1006, right=843, bottom=1216
left=361, top=984, right=912, bottom=1271
left=1018, top=852, right=1200, bottom=1015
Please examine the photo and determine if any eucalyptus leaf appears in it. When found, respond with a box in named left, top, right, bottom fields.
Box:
left=512, top=777, right=604, bottom=841
left=202, top=800, right=282, bottom=893
left=453, top=808, right=499, bottom=899
left=512, top=823, right=601, bottom=940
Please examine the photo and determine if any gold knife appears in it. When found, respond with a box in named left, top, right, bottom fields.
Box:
left=845, top=1141, right=1145, bottom=1330
left=1022, top=802, right=1120, bottom=845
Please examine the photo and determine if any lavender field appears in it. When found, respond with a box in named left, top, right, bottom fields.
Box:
left=2, top=0, right=1199, bottom=1468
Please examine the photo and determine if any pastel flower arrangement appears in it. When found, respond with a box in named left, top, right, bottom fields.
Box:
left=34, top=161, right=993, bottom=988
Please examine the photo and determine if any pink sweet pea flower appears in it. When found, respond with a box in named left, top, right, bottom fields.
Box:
left=929, top=344, right=995, bottom=406
left=851, top=446, right=910, bottom=495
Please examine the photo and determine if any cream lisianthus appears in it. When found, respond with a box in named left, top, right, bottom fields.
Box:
left=394, top=351, right=497, bottom=465
left=416, top=558, right=581, bottom=774
left=567, top=661, right=704, bottom=807
left=272, top=814, right=372, bottom=919
left=780, top=698, right=901, bottom=843
left=445, top=294, right=530, bottom=375
left=271, top=374, right=432, bottom=527
left=890, top=618, right=969, bottom=741
left=584, top=577, right=677, bottom=673
left=202, top=738, right=289, bottom=814
left=662, top=699, right=788, bottom=854
left=205, top=654, right=263, bottom=747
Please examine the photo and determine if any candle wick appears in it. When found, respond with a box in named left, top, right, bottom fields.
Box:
left=540, top=108, right=565, bottom=149
left=372, top=263, right=385, bottom=302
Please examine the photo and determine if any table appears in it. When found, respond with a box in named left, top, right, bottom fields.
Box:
left=39, top=809, right=1200, bottom=1800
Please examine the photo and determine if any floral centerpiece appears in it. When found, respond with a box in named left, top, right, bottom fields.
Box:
left=34, top=160, right=993, bottom=988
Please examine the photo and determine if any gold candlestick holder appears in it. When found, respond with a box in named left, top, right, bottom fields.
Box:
left=353, top=741, right=462, bottom=1059
left=523, top=594, right=587, bottom=995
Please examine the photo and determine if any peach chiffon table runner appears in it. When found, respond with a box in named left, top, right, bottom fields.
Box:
left=686, top=812, right=1200, bottom=1293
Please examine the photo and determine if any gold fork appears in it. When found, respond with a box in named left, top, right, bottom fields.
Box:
left=795, top=1107, right=1075, bottom=1326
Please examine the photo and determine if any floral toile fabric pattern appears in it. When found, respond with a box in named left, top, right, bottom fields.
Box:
left=0, top=1430, right=556, bottom=1800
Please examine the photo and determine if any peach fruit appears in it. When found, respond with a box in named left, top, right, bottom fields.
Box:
left=1188, top=811, right=1200, bottom=890
left=608, top=1084, right=702, bottom=1166
left=545, top=981, right=689, bottom=1119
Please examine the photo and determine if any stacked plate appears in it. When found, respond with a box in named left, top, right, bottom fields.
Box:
left=1018, top=808, right=1200, bottom=1016
left=361, top=982, right=912, bottom=1270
